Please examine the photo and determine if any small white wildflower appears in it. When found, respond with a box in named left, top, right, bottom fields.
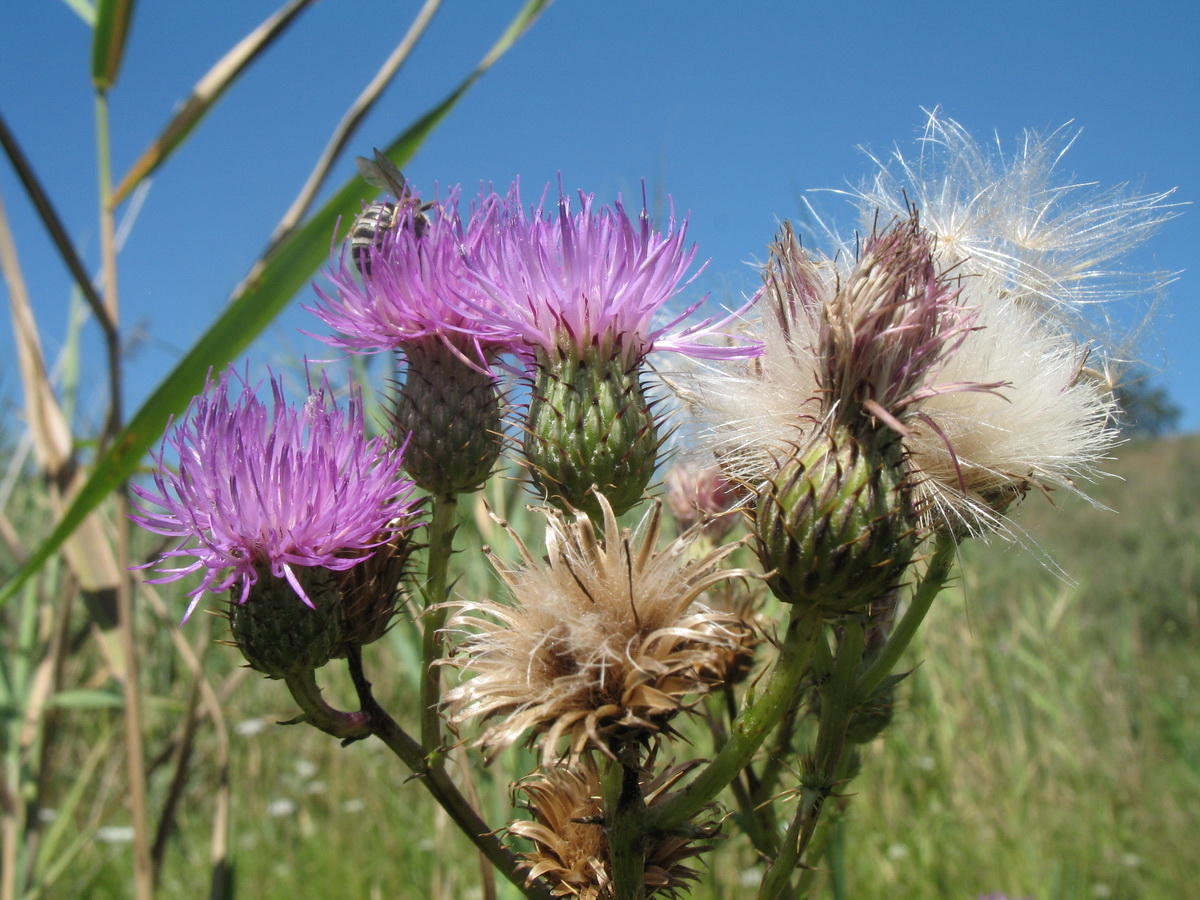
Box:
left=234, top=717, right=267, bottom=737
left=267, top=798, right=297, bottom=817
left=96, top=826, right=136, bottom=844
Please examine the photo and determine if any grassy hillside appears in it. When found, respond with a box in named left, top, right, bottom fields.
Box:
left=43, top=436, right=1200, bottom=899
left=832, top=434, right=1200, bottom=900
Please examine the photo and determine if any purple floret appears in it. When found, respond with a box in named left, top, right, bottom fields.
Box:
left=464, top=182, right=761, bottom=366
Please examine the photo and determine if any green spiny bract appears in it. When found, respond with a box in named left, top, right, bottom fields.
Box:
left=228, top=565, right=346, bottom=679
left=390, top=342, right=503, bottom=496
left=335, top=535, right=416, bottom=650
left=755, top=428, right=917, bottom=614
left=523, top=342, right=659, bottom=520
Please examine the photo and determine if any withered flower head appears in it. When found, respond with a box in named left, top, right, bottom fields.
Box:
left=693, top=216, right=985, bottom=488
left=841, top=110, right=1178, bottom=536
left=443, top=495, right=754, bottom=762
left=508, top=755, right=717, bottom=899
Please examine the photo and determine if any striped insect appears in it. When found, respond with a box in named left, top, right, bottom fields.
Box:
left=350, top=149, right=433, bottom=274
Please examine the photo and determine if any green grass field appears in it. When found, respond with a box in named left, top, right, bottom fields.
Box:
left=16, top=435, right=1200, bottom=900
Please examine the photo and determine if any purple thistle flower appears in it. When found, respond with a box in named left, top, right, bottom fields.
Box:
left=131, top=366, right=422, bottom=621
left=310, top=188, right=518, bottom=367
left=467, top=182, right=759, bottom=366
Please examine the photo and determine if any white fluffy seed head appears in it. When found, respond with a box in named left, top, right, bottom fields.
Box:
left=683, top=111, right=1174, bottom=539
left=844, top=109, right=1180, bottom=343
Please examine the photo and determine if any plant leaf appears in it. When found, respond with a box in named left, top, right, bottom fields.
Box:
left=91, top=0, right=137, bottom=90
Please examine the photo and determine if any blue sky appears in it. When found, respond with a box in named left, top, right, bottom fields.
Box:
left=2, top=0, right=1197, bottom=432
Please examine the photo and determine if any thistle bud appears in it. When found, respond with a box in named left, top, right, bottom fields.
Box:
left=844, top=671, right=906, bottom=745
left=228, top=566, right=346, bottom=679
left=390, top=342, right=503, bottom=495
left=524, top=342, right=659, bottom=519
left=336, top=534, right=418, bottom=649
left=665, top=463, right=743, bottom=540
left=755, top=429, right=916, bottom=613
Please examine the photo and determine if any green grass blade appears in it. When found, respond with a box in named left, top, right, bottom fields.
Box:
left=29, top=725, right=117, bottom=896
left=111, top=0, right=317, bottom=207
left=0, top=0, right=551, bottom=608
left=91, top=0, right=137, bottom=90
left=46, top=688, right=126, bottom=709
left=59, top=0, right=96, bottom=27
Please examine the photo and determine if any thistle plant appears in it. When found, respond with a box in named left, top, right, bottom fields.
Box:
left=312, top=182, right=517, bottom=498
left=131, top=367, right=423, bottom=711
left=467, top=184, right=759, bottom=519
left=129, top=114, right=1177, bottom=900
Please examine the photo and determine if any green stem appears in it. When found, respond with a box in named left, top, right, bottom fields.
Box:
left=854, top=532, right=955, bottom=701
left=604, top=748, right=648, bottom=900
left=751, top=702, right=799, bottom=810
left=786, top=750, right=857, bottom=899
left=706, top=690, right=773, bottom=856
left=283, top=669, right=371, bottom=740
left=343, top=650, right=552, bottom=900
left=420, top=493, right=459, bottom=757
left=648, top=607, right=823, bottom=831
left=758, top=534, right=958, bottom=899
left=757, top=622, right=865, bottom=900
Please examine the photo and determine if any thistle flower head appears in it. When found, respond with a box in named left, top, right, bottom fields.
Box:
left=311, top=187, right=519, bottom=366
left=689, top=216, right=985, bottom=487
left=904, top=298, right=1121, bottom=535
left=689, top=113, right=1174, bottom=540
left=509, top=755, right=717, bottom=899
left=468, top=182, right=759, bottom=368
left=837, top=111, right=1176, bottom=534
left=443, top=495, right=754, bottom=762
left=131, top=366, right=422, bottom=621
left=468, top=182, right=758, bottom=517
left=790, top=215, right=984, bottom=439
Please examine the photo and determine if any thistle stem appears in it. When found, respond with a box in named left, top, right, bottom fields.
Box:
left=283, top=669, right=371, bottom=740
left=854, top=531, right=955, bottom=701
left=757, top=534, right=957, bottom=898
left=706, top=690, right=774, bottom=856
left=420, top=493, right=459, bottom=757
left=757, top=622, right=865, bottom=900
left=344, top=648, right=553, bottom=900
left=604, top=746, right=648, bottom=900
left=648, top=607, right=823, bottom=831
